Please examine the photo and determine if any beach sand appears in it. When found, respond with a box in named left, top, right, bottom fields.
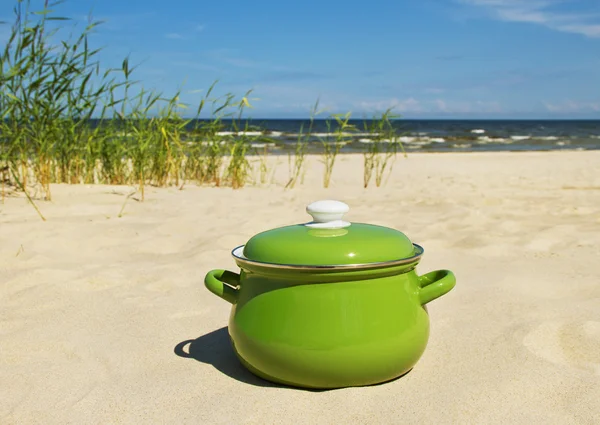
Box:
left=1, top=151, right=599, bottom=424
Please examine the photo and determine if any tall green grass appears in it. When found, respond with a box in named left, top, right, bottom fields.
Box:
left=321, top=112, right=355, bottom=188
left=362, top=109, right=405, bottom=188
left=0, top=0, right=409, bottom=215
left=285, top=101, right=320, bottom=189
left=0, top=2, right=262, bottom=199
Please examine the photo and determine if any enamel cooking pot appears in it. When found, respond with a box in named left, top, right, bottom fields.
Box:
left=204, top=200, right=456, bottom=389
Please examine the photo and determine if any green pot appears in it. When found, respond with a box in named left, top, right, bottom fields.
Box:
left=204, top=200, right=456, bottom=389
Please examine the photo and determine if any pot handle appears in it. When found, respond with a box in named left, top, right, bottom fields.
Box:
left=418, top=270, right=456, bottom=305
left=204, top=269, right=240, bottom=304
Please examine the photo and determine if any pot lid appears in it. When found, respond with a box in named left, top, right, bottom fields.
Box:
left=234, top=200, right=423, bottom=269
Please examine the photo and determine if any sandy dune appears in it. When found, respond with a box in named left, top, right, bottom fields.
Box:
left=1, top=151, right=599, bottom=424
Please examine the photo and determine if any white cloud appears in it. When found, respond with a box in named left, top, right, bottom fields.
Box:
left=354, top=98, right=423, bottom=112
left=165, top=33, right=184, bottom=40
left=544, top=100, right=600, bottom=112
left=352, top=98, right=504, bottom=114
left=459, top=0, right=600, bottom=38
left=195, top=24, right=205, bottom=32
left=431, top=99, right=503, bottom=113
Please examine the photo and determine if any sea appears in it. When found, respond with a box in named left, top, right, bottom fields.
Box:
left=203, top=119, right=600, bottom=154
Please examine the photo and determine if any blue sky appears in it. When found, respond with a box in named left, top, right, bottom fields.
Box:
left=1, top=0, right=600, bottom=118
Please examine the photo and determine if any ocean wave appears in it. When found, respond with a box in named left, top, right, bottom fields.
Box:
left=359, top=137, right=413, bottom=144
left=510, top=135, right=530, bottom=141
left=199, top=140, right=229, bottom=145
left=216, top=131, right=263, bottom=137
left=407, top=139, right=434, bottom=146
left=357, top=136, right=450, bottom=144
left=471, top=129, right=486, bottom=134
left=536, top=136, right=558, bottom=141
left=478, top=136, right=512, bottom=143
left=312, top=132, right=374, bottom=138
left=280, top=131, right=381, bottom=139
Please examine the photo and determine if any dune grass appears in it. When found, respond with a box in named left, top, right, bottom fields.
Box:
left=362, top=109, right=406, bottom=188
left=0, top=0, right=409, bottom=219
left=321, top=112, right=355, bottom=188
left=285, top=101, right=321, bottom=189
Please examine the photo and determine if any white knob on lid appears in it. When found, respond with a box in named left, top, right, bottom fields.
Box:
left=305, top=200, right=351, bottom=229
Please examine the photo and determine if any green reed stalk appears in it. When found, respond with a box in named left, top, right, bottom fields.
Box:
left=374, top=110, right=404, bottom=187
left=149, top=89, right=190, bottom=188
left=9, top=165, right=46, bottom=221
left=362, top=112, right=384, bottom=188
left=321, top=111, right=354, bottom=188
left=226, top=138, right=250, bottom=189
left=195, top=87, right=241, bottom=187
left=224, top=90, right=257, bottom=189
left=286, top=100, right=320, bottom=189
left=362, top=109, right=406, bottom=188
left=257, top=145, right=269, bottom=184
left=182, top=84, right=219, bottom=187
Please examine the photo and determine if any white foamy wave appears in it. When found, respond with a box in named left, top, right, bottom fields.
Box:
left=471, top=129, right=486, bottom=134
left=510, top=135, right=530, bottom=141
left=216, top=131, right=263, bottom=137
left=396, top=136, right=443, bottom=145
left=251, top=143, right=268, bottom=148
left=556, top=141, right=567, bottom=146
left=269, top=131, right=283, bottom=137
left=199, top=140, right=233, bottom=145
left=312, top=132, right=346, bottom=138
left=478, top=136, right=511, bottom=143
left=311, top=132, right=378, bottom=138
left=537, top=136, right=558, bottom=141
left=452, top=144, right=472, bottom=149
left=323, top=141, right=348, bottom=147
left=357, top=138, right=399, bottom=144
left=358, top=137, right=401, bottom=143
left=411, top=140, right=433, bottom=146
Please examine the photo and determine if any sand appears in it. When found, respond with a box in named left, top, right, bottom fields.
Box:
left=1, top=151, right=599, bottom=424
